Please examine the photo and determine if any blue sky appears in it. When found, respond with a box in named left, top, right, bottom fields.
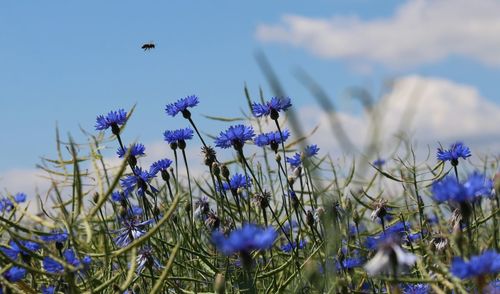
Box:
left=1, top=0, right=499, bottom=177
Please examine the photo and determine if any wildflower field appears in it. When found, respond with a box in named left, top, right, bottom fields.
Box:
left=0, top=92, right=499, bottom=294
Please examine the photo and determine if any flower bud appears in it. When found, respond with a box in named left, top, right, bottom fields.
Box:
left=212, top=162, right=220, bottom=176
left=221, top=164, right=230, bottom=179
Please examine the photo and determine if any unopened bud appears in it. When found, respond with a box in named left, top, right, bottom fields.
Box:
left=93, top=192, right=99, bottom=204
left=212, top=162, right=220, bottom=176
left=275, top=153, right=281, bottom=162
left=221, top=164, right=230, bottom=179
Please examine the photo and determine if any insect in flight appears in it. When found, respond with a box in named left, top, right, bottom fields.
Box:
left=141, top=42, right=155, bottom=51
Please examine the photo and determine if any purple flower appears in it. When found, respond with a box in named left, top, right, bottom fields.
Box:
left=280, top=239, right=306, bottom=253
left=214, top=125, right=254, bottom=150
left=163, top=128, right=194, bottom=148
left=95, top=109, right=127, bottom=132
left=254, top=129, right=290, bottom=149
left=117, top=143, right=146, bottom=158
left=212, top=224, right=277, bottom=255
left=373, top=158, right=386, bottom=168
left=120, top=167, right=157, bottom=197
left=432, top=172, right=493, bottom=203
left=4, top=266, right=26, bottom=282
left=437, top=142, right=471, bottom=165
left=451, top=250, right=500, bottom=279
left=252, top=97, right=292, bottom=118
left=40, top=231, right=68, bottom=243
left=221, top=173, right=251, bottom=191
left=41, top=285, right=56, bottom=294
left=400, top=283, right=430, bottom=294
left=165, top=95, right=199, bottom=117
left=286, top=144, right=320, bottom=168
left=43, top=257, right=64, bottom=273
left=149, top=158, right=173, bottom=175
left=136, top=246, right=162, bottom=273
left=14, top=193, right=27, bottom=203
left=114, top=218, right=153, bottom=247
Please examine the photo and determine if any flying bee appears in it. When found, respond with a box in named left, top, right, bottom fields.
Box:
left=141, top=41, right=155, bottom=51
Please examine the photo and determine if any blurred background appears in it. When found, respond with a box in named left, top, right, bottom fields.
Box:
left=1, top=0, right=499, bottom=195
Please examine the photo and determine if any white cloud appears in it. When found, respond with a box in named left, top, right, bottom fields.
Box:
left=256, top=0, right=500, bottom=68
left=300, top=75, right=500, bottom=156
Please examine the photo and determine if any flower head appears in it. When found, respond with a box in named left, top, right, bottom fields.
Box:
left=400, top=283, right=430, bottom=294
left=4, top=266, right=26, bottom=282
left=212, top=224, right=277, bottom=255
left=114, top=218, right=153, bottom=247
left=1, top=240, right=41, bottom=261
left=215, top=125, right=254, bottom=150
left=149, top=158, right=173, bottom=176
left=286, top=144, right=320, bottom=168
left=43, top=257, right=64, bottom=273
left=281, top=239, right=306, bottom=253
left=120, top=167, right=156, bottom=197
left=163, top=128, right=194, bottom=149
left=14, top=193, right=27, bottom=203
left=95, top=109, right=127, bottom=132
left=373, top=158, right=386, bottom=168
left=432, top=172, right=493, bottom=203
left=451, top=250, right=500, bottom=279
left=0, top=197, right=14, bottom=212
left=437, top=142, right=471, bottom=165
left=364, top=237, right=417, bottom=276
left=165, top=95, right=199, bottom=117
left=136, top=246, right=162, bottom=273
left=40, top=231, right=68, bottom=243
left=254, top=129, right=290, bottom=151
left=41, top=285, right=56, bottom=294
left=221, top=173, right=251, bottom=192
left=252, top=97, right=292, bottom=119
left=117, top=143, right=146, bottom=158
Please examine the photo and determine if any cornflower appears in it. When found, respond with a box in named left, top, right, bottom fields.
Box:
left=165, top=95, right=199, bottom=118
left=214, top=124, right=254, bottom=150
left=252, top=97, right=292, bottom=120
left=95, top=109, right=127, bottom=135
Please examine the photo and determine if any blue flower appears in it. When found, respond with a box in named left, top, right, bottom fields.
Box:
left=214, top=125, right=254, bottom=150
left=400, top=283, right=430, bottom=294
left=4, top=266, right=26, bottom=282
left=252, top=97, right=292, bottom=118
left=117, top=143, right=146, bottom=158
left=63, top=249, right=81, bottom=267
left=114, top=218, right=153, bottom=247
left=120, top=167, right=157, bottom=197
left=336, top=257, right=363, bottom=271
left=40, top=231, right=68, bottom=243
left=14, top=193, right=27, bottom=203
left=165, top=95, right=199, bottom=117
left=432, top=172, right=493, bottom=203
left=0, top=198, right=14, bottom=212
left=131, top=205, right=143, bottom=216
left=464, top=171, right=493, bottom=199
left=286, top=153, right=302, bottom=168
left=136, top=246, right=162, bottom=273
left=1, top=240, right=41, bottom=261
left=149, top=158, right=173, bottom=175
left=41, top=285, right=56, bottom=294
left=43, top=257, right=64, bottom=273
left=221, top=173, right=251, bottom=191
left=111, top=191, right=127, bottom=202
left=212, top=224, right=277, bottom=255
left=451, top=250, right=500, bottom=279
left=280, top=239, right=306, bottom=253
left=305, top=145, right=320, bottom=157
left=373, top=158, right=386, bottom=168
left=286, top=145, right=320, bottom=168
left=95, top=109, right=127, bottom=131
left=437, top=142, right=471, bottom=164
left=254, top=129, right=290, bottom=148
left=163, top=128, right=194, bottom=145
